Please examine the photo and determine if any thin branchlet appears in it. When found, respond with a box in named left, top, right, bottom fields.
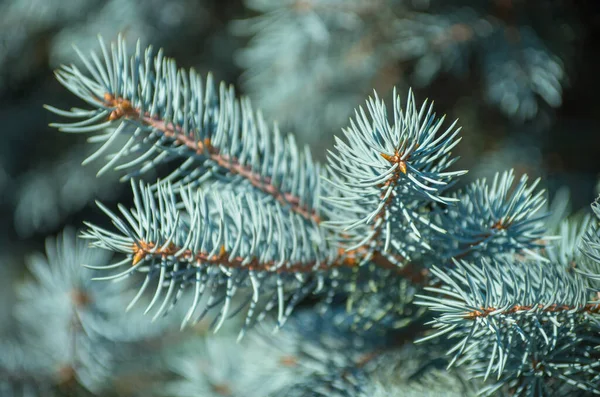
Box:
left=130, top=239, right=355, bottom=273
left=83, top=180, right=352, bottom=331
left=101, top=93, right=320, bottom=223
left=463, top=303, right=600, bottom=320
left=47, top=36, right=323, bottom=223
left=130, top=238, right=426, bottom=284
left=415, top=258, right=600, bottom=395
left=433, top=169, right=550, bottom=263
left=322, top=88, right=465, bottom=258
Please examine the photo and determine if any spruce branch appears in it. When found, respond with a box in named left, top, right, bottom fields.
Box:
left=582, top=199, right=600, bottom=265
left=15, top=229, right=125, bottom=394
left=235, top=311, right=385, bottom=397
left=547, top=214, right=594, bottom=279
left=47, top=38, right=567, bottom=351
left=415, top=258, right=600, bottom=396
left=392, top=2, right=568, bottom=120
left=231, top=0, right=402, bottom=143
left=46, top=36, right=323, bottom=223
left=433, top=169, right=550, bottom=262
left=162, top=309, right=389, bottom=397
left=0, top=341, right=57, bottom=397
left=10, top=227, right=191, bottom=396
left=82, top=180, right=352, bottom=334
left=322, top=88, right=464, bottom=266
left=579, top=198, right=600, bottom=291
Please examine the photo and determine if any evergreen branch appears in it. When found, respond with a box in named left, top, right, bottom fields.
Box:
left=47, top=38, right=445, bottom=338
left=462, top=303, right=600, bottom=320
left=322, top=88, right=465, bottom=258
left=82, top=180, right=346, bottom=333
left=163, top=310, right=386, bottom=397
left=46, top=36, right=323, bottom=223
left=163, top=336, right=246, bottom=397
left=579, top=198, right=600, bottom=291
left=15, top=229, right=124, bottom=394
left=547, top=214, right=594, bottom=278
left=231, top=0, right=400, bottom=143
left=433, top=169, right=550, bottom=262
left=582, top=199, right=600, bottom=267
left=415, top=258, right=600, bottom=395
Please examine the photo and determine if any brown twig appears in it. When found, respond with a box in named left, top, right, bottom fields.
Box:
left=464, top=303, right=600, bottom=320
left=103, top=94, right=320, bottom=224
left=132, top=240, right=359, bottom=273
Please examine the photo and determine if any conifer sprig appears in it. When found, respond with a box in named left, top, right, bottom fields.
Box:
left=433, top=170, right=550, bottom=262
left=322, top=88, right=465, bottom=260
left=46, top=36, right=323, bottom=223
left=547, top=215, right=594, bottom=277
left=582, top=200, right=600, bottom=264
left=82, top=180, right=347, bottom=333
left=580, top=199, right=600, bottom=290
left=415, top=258, right=600, bottom=396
